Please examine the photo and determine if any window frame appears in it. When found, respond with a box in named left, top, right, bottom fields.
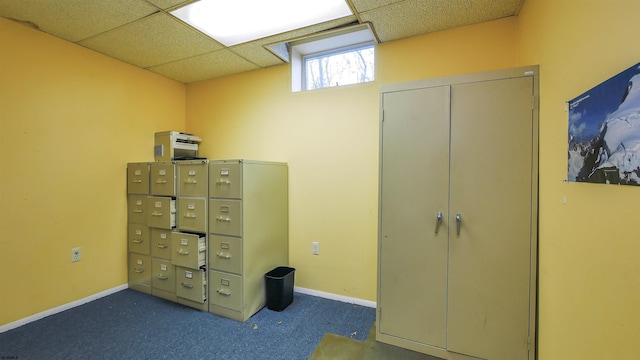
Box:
left=280, top=23, right=377, bottom=92
left=301, top=41, right=376, bottom=91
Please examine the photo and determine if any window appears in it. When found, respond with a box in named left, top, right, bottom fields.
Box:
left=303, top=44, right=375, bottom=90
left=266, top=23, right=377, bottom=92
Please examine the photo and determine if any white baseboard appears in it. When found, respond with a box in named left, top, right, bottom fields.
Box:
left=294, top=286, right=377, bottom=308
left=0, top=284, right=128, bottom=334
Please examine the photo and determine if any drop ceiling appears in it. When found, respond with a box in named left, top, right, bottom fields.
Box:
left=0, top=0, right=525, bottom=84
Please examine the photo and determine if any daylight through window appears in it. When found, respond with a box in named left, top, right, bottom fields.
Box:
left=303, top=44, right=375, bottom=90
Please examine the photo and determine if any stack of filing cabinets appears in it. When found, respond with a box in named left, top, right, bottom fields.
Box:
left=127, top=160, right=208, bottom=311
left=126, top=159, right=288, bottom=321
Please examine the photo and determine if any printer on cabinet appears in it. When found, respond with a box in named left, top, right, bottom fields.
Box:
left=154, top=131, right=202, bottom=161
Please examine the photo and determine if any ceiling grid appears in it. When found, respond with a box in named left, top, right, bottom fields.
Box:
left=0, top=0, right=525, bottom=83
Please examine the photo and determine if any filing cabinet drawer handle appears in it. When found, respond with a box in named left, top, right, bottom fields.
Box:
left=132, top=238, right=144, bottom=244
left=216, top=252, right=231, bottom=259
left=216, top=179, right=231, bottom=185
left=133, top=209, right=143, bottom=213
left=216, top=216, right=231, bottom=222
left=177, top=249, right=190, bottom=255
left=157, top=243, right=169, bottom=249
left=133, top=268, right=145, bottom=273
left=183, top=212, right=197, bottom=219
left=216, top=289, right=232, bottom=296
left=184, top=179, right=198, bottom=184
left=155, top=180, right=167, bottom=184
left=132, top=179, right=143, bottom=183
left=181, top=283, right=194, bottom=289
left=156, top=275, right=168, bottom=280
left=151, top=211, right=163, bottom=217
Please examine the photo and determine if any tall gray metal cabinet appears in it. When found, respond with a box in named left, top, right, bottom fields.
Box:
left=377, top=66, right=539, bottom=360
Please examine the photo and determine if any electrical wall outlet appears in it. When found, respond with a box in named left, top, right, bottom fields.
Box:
left=71, top=247, right=82, bottom=263
left=312, top=242, right=320, bottom=255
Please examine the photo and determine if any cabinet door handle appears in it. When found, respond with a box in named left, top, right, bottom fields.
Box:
left=216, top=216, right=231, bottom=222
left=181, top=283, right=193, bottom=289
left=132, top=238, right=144, bottom=244
left=132, top=179, right=142, bottom=183
left=151, top=211, right=163, bottom=217
left=184, top=179, right=198, bottom=184
left=156, top=275, right=168, bottom=280
left=177, top=248, right=190, bottom=255
left=216, top=252, right=231, bottom=259
left=157, top=243, right=169, bottom=249
left=456, top=213, right=462, bottom=236
left=216, top=289, right=231, bottom=296
left=435, top=212, right=443, bottom=234
left=216, top=179, right=231, bottom=185
left=155, top=180, right=167, bottom=184
left=133, top=268, right=144, bottom=273
left=183, top=212, right=197, bottom=219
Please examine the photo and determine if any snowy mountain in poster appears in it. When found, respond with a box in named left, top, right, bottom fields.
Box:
left=568, top=63, right=640, bottom=185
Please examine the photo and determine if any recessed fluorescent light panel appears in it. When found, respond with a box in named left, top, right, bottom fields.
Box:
left=170, top=0, right=353, bottom=47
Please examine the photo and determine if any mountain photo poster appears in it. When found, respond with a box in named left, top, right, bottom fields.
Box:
left=568, top=63, right=640, bottom=186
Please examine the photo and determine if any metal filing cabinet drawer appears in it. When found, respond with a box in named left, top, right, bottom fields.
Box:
left=147, top=196, right=176, bottom=229
left=177, top=197, right=207, bottom=233
left=209, top=199, right=242, bottom=236
left=210, top=235, right=242, bottom=275
left=176, top=266, right=206, bottom=303
left=152, top=258, right=176, bottom=293
left=151, top=228, right=172, bottom=260
left=171, top=232, right=206, bottom=269
left=209, top=162, right=242, bottom=199
left=127, top=195, right=148, bottom=225
left=128, top=224, right=150, bottom=255
left=178, top=160, right=208, bottom=197
left=128, top=254, right=151, bottom=285
left=150, top=162, right=176, bottom=196
left=210, top=270, right=243, bottom=312
left=127, top=163, right=150, bottom=195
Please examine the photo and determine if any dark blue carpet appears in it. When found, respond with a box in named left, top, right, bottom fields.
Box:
left=0, top=289, right=376, bottom=360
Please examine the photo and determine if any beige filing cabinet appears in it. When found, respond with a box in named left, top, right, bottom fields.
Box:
left=127, top=162, right=150, bottom=195
left=174, top=160, right=209, bottom=310
left=148, top=162, right=178, bottom=301
left=377, top=67, right=539, bottom=360
left=147, top=196, right=176, bottom=229
left=150, top=162, right=177, bottom=197
left=150, top=227, right=177, bottom=302
left=208, top=159, right=288, bottom=322
left=177, top=160, right=208, bottom=233
left=128, top=223, right=150, bottom=255
left=127, top=163, right=152, bottom=294
left=151, top=258, right=176, bottom=301
left=151, top=228, right=173, bottom=260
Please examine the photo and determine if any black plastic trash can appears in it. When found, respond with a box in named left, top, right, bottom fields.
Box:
left=265, top=266, right=295, bottom=311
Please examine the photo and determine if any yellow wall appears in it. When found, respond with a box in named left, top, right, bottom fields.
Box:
left=0, top=18, right=186, bottom=325
left=2, top=1, right=639, bottom=358
left=187, top=17, right=518, bottom=301
left=517, top=0, right=640, bottom=358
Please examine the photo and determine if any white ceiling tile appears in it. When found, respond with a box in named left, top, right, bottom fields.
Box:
left=0, top=0, right=158, bottom=42
left=149, top=49, right=260, bottom=83
left=79, top=13, right=223, bottom=68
